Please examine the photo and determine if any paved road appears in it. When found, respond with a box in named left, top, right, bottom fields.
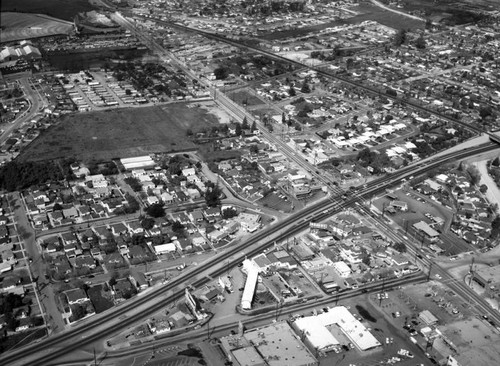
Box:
left=8, top=192, right=66, bottom=336
left=0, top=78, right=44, bottom=145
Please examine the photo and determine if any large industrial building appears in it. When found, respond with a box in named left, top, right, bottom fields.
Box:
left=120, top=155, right=156, bottom=170
left=292, top=306, right=381, bottom=353
left=240, top=259, right=260, bottom=310
left=0, top=41, right=41, bottom=63
left=220, top=321, right=318, bottom=366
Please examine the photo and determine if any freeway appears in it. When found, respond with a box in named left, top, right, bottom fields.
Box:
left=57, top=272, right=429, bottom=365
left=1, top=141, right=498, bottom=366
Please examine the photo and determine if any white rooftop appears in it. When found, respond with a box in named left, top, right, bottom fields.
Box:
left=293, top=306, right=381, bottom=351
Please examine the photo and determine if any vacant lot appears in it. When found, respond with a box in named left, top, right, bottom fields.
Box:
left=0, top=12, right=74, bottom=43
left=19, top=104, right=221, bottom=162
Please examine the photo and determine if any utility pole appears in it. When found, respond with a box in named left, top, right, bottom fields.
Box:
left=469, top=257, right=475, bottom=286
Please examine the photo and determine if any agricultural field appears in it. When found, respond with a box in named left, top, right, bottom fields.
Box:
left=0, top=12, right=74, bottom=43
left=19, top=103, right=222, bottom=162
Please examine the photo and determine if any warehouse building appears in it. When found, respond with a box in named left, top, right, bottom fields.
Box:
left=292, top=306, right=381, bottom=353
left=120, top=155, right=156, bottom=170
left=220, top=321, right=318, bottom=366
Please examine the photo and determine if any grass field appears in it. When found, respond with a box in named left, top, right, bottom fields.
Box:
left=1, top=0, right=95, bottom=22
left=19, top=104, right=221, bottom=162
left=0, top=12, right=74, bottom=43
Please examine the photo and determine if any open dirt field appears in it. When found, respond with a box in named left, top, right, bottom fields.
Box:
left=18, top=103, right=222, bottom=162
left=0, top=12, right=74, bottom=43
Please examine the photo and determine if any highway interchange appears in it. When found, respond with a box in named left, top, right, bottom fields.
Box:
left=2, top=138, right=499, bottom=365
left=3, top=9, right=500, bottom=366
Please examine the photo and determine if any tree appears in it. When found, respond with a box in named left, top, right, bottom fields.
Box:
left=479, top=106, right=493, bottom=119
left=362, top=255, right=371, bottom=266
left=393, top=242, right=407, bottom=253
left=235, top=122, right=242, bottom=136
left=300, top=82, right=311, bottom=93
left=415, top=35, right=426, bottom=49
left=242, top=117, right=249, bottom=130
left=172, top=221, right=185, bottom=233
left=288, top=86, right=296, bottom=96
left=492, top=157, right=500, bottom=167
left=124, top=177, right=142, bottom=192
left=393, top=29, right=407, bottom=46
left=466, top=165, right=481, bottom=186
left=221, top=207, right=238, bottom=219
left=108, top=277, right=117, bottom=287
left=141, top=217, right=155, bottom=230
left=213, top=67, right=228, bottom=80
left=205, top=185, right=222, bottom=207
left=72, top=304, right=86, bottom=320
left=491, top=216, right=500, bottom=238
left=146, top=203, right=165, bottom=218
left=480, top=184, right=488, bottom=194
left=249, top=145, right=259, bottom=154
left=282, top=112, right=286, bottom=124
left=250, top=121, right=257, bottom=132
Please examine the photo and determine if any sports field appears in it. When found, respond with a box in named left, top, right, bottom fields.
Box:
left=18, top=104, right=221, bottom=162
left=1, top=0, right=95, bottom=22
left=0, top=12, right=74, bottom=43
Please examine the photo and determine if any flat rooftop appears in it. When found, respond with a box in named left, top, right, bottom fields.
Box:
left=244, top=321, right=317, bottom=366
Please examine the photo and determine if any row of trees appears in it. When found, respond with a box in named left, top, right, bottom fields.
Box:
left=0, top=160, right=75, bottom=192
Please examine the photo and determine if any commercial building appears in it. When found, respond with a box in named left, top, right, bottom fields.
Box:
left=120, top=156, right=156, bottom=170
left=221, top=321, right=318, bottom=366
left=241, top=259, right=259, bottom=310
left=419, top=310, right=438, bottom=326
left=413, top=221, right=440, bottom=241
left=292, top=306, right=381, bottom=352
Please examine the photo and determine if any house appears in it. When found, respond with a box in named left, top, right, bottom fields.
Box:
left=65, top=288, right=89, bottom=305
left=126, top=221, right=144, bottom=235
left=190, top=210, right=204, bottom=223
left=15, top=317, right=32, bottom=332
left=390, top=200, right=408, bottom=212
left=128, top=245, right=149, bottom=260
left=62, top=206, right=79, bottom=219
left=333, top=261, right=352, bottom=278
left=161, top=192, right=174, bottom=204
left=129, top=272, right=148, bottom=290
left=75, top=256, right=97, bottom=269
left=182, top=168, right=196, bottom=177
left=104, top=253, right=124, bottom=267
left=114, top=278, right=135, bottom=300
left=203, top=207, right=221, bottom=223
left=0, top=216, right=8, bottom=225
